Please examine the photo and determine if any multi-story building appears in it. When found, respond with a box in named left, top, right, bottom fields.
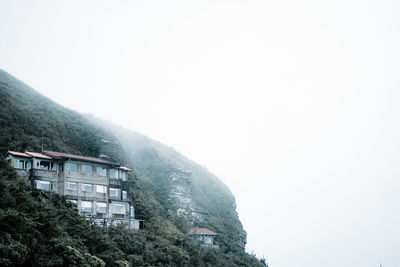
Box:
left=4, top=150, right=144, bottom=230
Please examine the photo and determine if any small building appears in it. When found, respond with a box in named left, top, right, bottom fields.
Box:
left=188, top=227, right=219, bottom=249
left=4, top=150, right=144, bottom=230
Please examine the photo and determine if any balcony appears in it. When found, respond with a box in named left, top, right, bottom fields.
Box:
left=112, top=213, right=129, bottom=219
left=65, top=189, right=78, bottom=196
left=65, top=172, right=108, bottom=183
left=31, top=169, right=58, bottom=180
left=109, top=178, right=121, bottom=186
left=80, top=211, right=93, bottom=217
left=14, top=169, right=30, bottom=181
left=109, top=195, right=121, bottom=201
left=94, top=213, right=107, bottom=219
left=95, top=192, right=108, bottom=199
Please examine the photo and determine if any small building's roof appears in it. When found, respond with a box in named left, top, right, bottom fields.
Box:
left=5, top=151, right=32, bottom=158
left=42, top=150, right=114, bottom=165
left=25, top=151, right=53, bottom=159
left=188, top=227, right=217, bottom=236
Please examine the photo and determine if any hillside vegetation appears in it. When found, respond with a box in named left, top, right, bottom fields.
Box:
left=0, top=69, right=266, bottom=266
left=89, top=118, right=248, bottom=253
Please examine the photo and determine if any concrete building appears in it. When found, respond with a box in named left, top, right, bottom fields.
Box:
left=4, top=150, right=143, bottom=230
left=188, top=227, right=219, bottom=249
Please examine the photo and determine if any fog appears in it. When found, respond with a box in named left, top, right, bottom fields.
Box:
left=1, top=0, right=400, bottom=266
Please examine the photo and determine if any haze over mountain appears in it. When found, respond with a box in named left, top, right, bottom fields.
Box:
left=2, top=1, right=400, bottom=266
left=0, top=69, right=265, bottom=266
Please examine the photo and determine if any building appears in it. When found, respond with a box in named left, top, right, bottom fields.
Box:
left=188, top=227, right=219, bottom=249
left=4, top=150, right=143, bottom=230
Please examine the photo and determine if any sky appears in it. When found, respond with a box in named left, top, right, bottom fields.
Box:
left=1, top=0, right=400, bottom=266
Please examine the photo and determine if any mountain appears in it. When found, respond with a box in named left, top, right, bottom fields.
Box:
left=87, top=116, right=248, bottom=252
left=0, top=69, right=266, bottom=266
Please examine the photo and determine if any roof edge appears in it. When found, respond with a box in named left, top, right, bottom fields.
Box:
left=5, top=151, right=32, bottom=158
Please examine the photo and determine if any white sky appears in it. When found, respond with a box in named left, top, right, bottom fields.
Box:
left=1, top=1, right=400, bottom=266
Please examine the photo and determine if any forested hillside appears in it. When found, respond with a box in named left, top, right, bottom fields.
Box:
left=0, top=69, right=265, bottom=266
left=88, top=117, right=248, bottom=253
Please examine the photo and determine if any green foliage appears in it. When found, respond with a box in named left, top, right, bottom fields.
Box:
left=0, top=69, right=265, bottom=266
left=0, top=159, right=124, bottom=266
left=92, top=118, right=265, bottom=265
left=101, top=124, right=249, bottom=253
left=0, top=69, right=126, bottom=164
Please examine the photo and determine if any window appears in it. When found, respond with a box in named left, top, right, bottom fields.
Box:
left=96, top=185, right=107, bottom=194
left=112, top=220, right=123, bottom=226
left=18, top=160, right=27, bottom=169
left=82, top=164, right=93, bottom=174
left=96, top=167, right=107, bottom=176
left=204, top=236, right=212, bottom=244
left=94, top=219, right=105, bottom=227
left=67, top=199, right=77, bottom=205
left=36, top=180, right=51, bottom=190
left=82, top=183, right=93, bottom=192
left=130, top=206, right=135, bottom=218
left=96, top=167, right=106, bottom=176
left=121, top=171, right=127, bottom=181
left=109, top=188, right=120, bottom=198
left=81, top=201, right=92, bottom=212
left=122, top=191, right=127, bottom=200
left=66, top=182, right=78, bottom=191
left=109, top=169, right=118, bottom=179
left=96, top=202, right=107, bottom=213
left=67, top=163, right=78, bottom=172
left=50, top=162, right=56, bottom=171
left=111, top=204, right=126, bottom=214
left=39, top=161, right=50, bottom=170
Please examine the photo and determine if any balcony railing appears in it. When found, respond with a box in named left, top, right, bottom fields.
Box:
left=31, top=169, right=58, bottom=179
left=65, top=189, right=78, bottom=196
left=111, top=213, right=129, bottom=219
left=109, top=178, right=121, bottom=186
left=94, top=213, right=107, bottom=219
left=65, top=172, right=108, bottom=181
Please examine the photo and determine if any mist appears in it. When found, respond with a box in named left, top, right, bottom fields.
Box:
left=1, top=0, right=400, bottom=266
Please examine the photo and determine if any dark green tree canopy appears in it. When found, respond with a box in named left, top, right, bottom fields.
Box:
left=0, top=69, right=266, bottom=266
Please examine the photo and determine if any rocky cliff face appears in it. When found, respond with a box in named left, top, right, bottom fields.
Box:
left=94, top=122, right=249, bottom=252
left=0, top=69, right=264, bottom=265
left=168, top=168, right=204, bottom=223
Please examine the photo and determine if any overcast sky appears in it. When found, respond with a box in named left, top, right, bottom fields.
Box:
left=1, top=1, right=400, bottom=266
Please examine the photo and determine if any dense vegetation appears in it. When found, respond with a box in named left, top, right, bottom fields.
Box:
left=0, top=70, right=125, bottom=164
left=0, top=159, right=265, bottom=266
left=94, top=120, right=248, bottom=253
left=0, top=69, right=266, bottom=266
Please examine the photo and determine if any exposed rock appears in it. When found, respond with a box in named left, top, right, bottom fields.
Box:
left=168, top=168, right=204, bottom=222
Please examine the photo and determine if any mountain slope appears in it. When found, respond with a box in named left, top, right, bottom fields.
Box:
left=0, top=69, right=265, bottom=266
left=0, top=159, right=127, bottom=267
left=0, top=70, right=126, bottom=164
left=88, top=118, right=248, bottom=252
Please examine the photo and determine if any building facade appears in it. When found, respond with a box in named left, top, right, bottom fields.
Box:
left=4, top=150, right=142, bottom=230
left=188, top=227, right=219, bottom=249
